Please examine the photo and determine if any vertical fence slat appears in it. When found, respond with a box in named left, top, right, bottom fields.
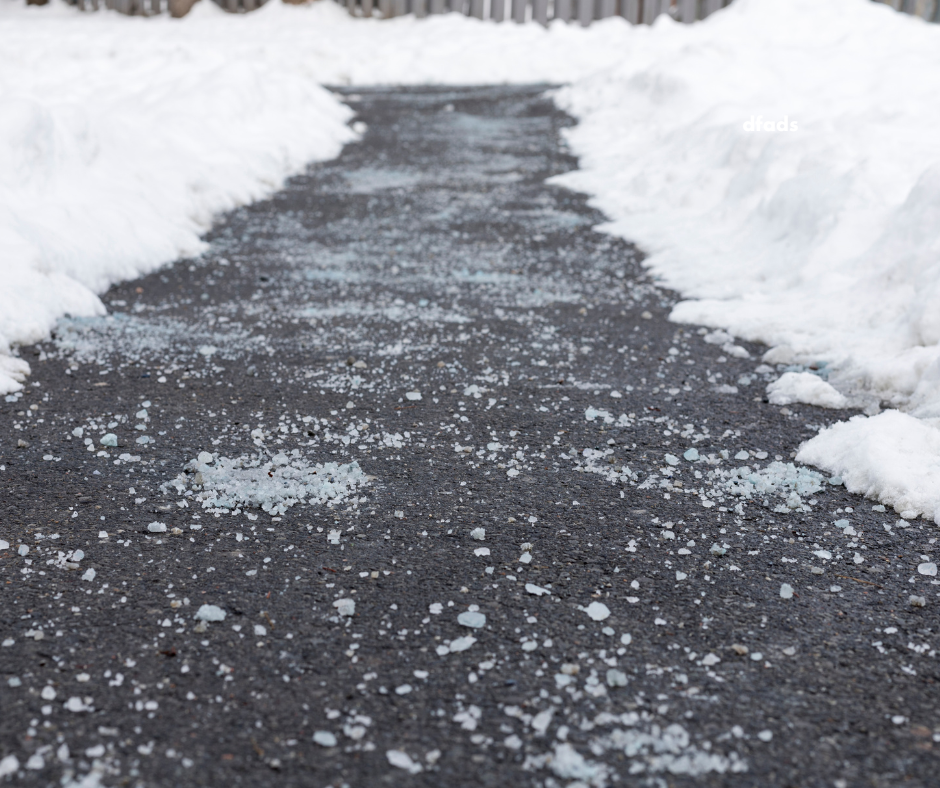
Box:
left=362, top=0, right=373, bottom=15
left=429, top=0, right=444, bottom=12
left=491, top=0, right=505, bottom=21
left=678, top=0, right=695, bottom=21
left=413, top=0, right=427, bottom=15
left=469, top=0, right=484, bottom=16
left=532, top=0, right=548, bottom=23
left=597, top=0, right=615, bottom=17
left=702, top=0, right=722, bottom=16
left=577, top=0, right=592, bottom=25
left=553, top=0, right=571, bottom=21
left=512, top=0, right=526, bottom=21
left=620, top=0, right=639, bottom=23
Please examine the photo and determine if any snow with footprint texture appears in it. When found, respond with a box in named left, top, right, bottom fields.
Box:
left=2, top=0, right=940, bottom=520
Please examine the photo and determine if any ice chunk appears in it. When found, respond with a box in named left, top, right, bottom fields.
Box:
left=683, top=448, right=699, bottom=461
left=333, top=598, right=356, bottom=617
left=780, top=583, right=794, bottom=599
left=457, top=611, right=486, bottom=629
left=583, top=601, right=610, bottom=621
left=767, top=372, right=848, bottom=409
left=918, top=562, right=937, bottom=577
left=386, top=750, right=422, bottom=774
left=470, top=527, right=485, bottom=540
left=448, top=636, right=476, bottom=652
left=194, top=604, right=226, bottom=622
left=405, top=391, right=422, bottom=401
left=197, top=451, right=214, bottom=465
left=100, top=434, right=118, bottom=447
left=526, top=583, right=550, bottom=596
left=147, top=522, right=167, bottom=533
left=313, top=732, right=337, bottom=747
left=664, top=454, right=680, bottom=466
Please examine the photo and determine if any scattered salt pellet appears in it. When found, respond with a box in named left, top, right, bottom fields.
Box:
left=606, top=669, right=628, bottom=687
left=584, top=602, right=610, bottom=622
left=525, top=583, right=550, bottom=596
left=470, top=527, right=485, bottom=541
left=17, top=545, right=28, bottom=556
left=780, top=583, right=794, bottom=600
left=394, top=510, right=405, bottom=519
left=0, top=540, right=8, bottom=551
left=701, top=653, right=720, bottom=666
left=41, top=686, right=56, bottom=701
left=100, top=434, right=118, bottom=447
left=0, top=756, right=19, bottom=778
left=683, top=448, right=699, bottom=461
left=917, top=562, right=937, bottom=577
left=98, top=531, right=107, bottom=539
left=757, top=730, right=773, bottom=742
left=531, top=708, right=554, bottom=735
left=473, top=547, right=490, bottom=557
left=333, top=599, right=356, bottom=617
left=327, top=530, right=341, bottom=545
left=620, top=633, right=632, bottom=646
left=386, top=750, right=422, bottom=774
left=395, top=684, right=413, bottom=695
left=448, top=636, right=476, bottom=653
left=147, top=522, right=167, bottom=533
left=519, top=552, right=532, bottom=564
left=313, top=731, right=337, bottom=747
left=64, top=697, right=89, bottom=713
left=197, top=451, right=214, bottom=465
left=429, top=603, right=443, bottom=615
left=457, top=611, right=486, bottom=629
left=676, top=571, right=687, bottom=581
left=910, top=595, right=926, bottom=608
left=194, top=604, right=226, bottom=622
left=664, top=454, right=680, bottom=466
left=81, top=568, right=96, bottom=582
left=405, top=391, right=422, bottom=401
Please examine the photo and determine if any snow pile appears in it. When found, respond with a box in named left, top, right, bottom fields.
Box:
left=718, top=462, right=825, bottom=513
left=798, top=411, right=940, bottom=524
left=766, top=372, right=848, bottom=409
left=0, top=0, right=632, bottom=394
left=554, top=0, right=940, bottom=520
left=165, top=450, right=367, bottom=515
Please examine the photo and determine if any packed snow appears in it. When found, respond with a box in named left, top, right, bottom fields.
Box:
left=3, top=0, right=940, bottom=518
left=767, top=372, right=848, bottom=410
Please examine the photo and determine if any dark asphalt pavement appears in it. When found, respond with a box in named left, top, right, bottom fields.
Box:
left=1, top=85, right=939, bottom=788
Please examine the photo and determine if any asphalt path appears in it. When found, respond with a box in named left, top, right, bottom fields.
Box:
left=1, top=85, right=939, bottom=788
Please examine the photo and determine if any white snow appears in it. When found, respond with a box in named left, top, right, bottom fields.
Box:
left=797, top=411, right=940, bottom=523
left=767, top=372, right=848, bottom=410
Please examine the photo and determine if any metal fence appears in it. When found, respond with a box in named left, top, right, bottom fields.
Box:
left=64, top=0, right=269, bottom=14
left=339, top=0, right=729, bottom=24
left=336, top=0, right=940, bottom=24
left=59, top=0, right=940, bottom=24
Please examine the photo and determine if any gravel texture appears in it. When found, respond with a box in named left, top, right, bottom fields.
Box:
left=1, top=85, right=938, bottom=788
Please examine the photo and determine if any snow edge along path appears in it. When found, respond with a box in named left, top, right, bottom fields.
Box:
left=553, top=0, right=940, bottom=522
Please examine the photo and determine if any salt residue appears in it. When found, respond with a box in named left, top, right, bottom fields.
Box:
left=719, top=461, right=825, bottom=513
left=165, top=450, right=367, bottom=515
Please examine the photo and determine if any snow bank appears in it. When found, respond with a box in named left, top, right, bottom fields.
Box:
left=797, top=411, right=940, bottom=524
left=554, top=0, right=940, bottom=518
left=0, top=0, right=632, bottom=393
left=766, top=372, right=848, bottom=409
